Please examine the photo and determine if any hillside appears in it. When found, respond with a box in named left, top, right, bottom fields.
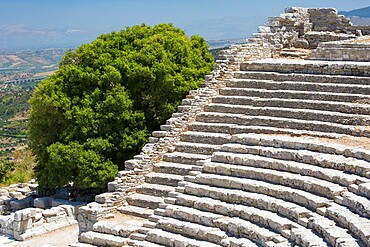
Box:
left=0, top=49, right=66, bottom=83
left=339, top=6, right=370, bottom=17
left=0, top=49, right=67, bottom=160
left=339, top=6, right=370, bottom=26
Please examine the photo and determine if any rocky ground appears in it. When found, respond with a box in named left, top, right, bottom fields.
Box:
left=3, top=224, right=79, bottom=247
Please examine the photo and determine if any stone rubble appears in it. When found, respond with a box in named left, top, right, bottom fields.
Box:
left=0, top=180, right=38, bottom=214
left=0, top=180, right=86, bottom=241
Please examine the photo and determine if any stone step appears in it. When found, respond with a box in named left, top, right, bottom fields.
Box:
left=175, top=141, right=219, bottom=155
left=212, top=217, right=290, bottom=246
left=240, top=58, right=370, bottom=76
left=178, top=182, right=312, bottom=221
left=232, top=133, right=370, bottom=163
left=162, top=152, right=209, bottom=165
left=180, top=131, right=231, bottom=145
left=130, top=233, right=147, bottom=241
left=131, top=241, right=165, bottom=247
left=136, top=183, right=175, bottom=197
left=93, top=220, right=142, bottom=238
left=164, top=202, right=295, bottom=239
left=193, top=173, right=331, bottom=210
left=118, top=206, right=154, bottom=219
left=218, top=142, right=370, bottom=178
left=203, top=161, right=346, bottom=199
left=232, top=71, right=370, bottom=85
left=226, top=79, right=370, bottom=95
left=145, top=173, right=184, bottom=187
left=189, top=174, right=368, bottom=246
left=211, top=150, right=367, bottom=188
left=212, top=95, right=370, bottom=115
left=151, top=130, right=167, bottom=138
left=153, top=162, right=195, bottom=176
left=219, top=88, right=370, bottom=103
left=156, top=207, right=287, bottom=246
left=222, top=237, right=259, bottom=247
left=178, top=183, right=357, bottom=246
left=177, top=183, right=360, bottom=246
left=70, top=243, right=97, bottom=247
left=196, top=112, right=370, bottom=137
left=126, top=194, right=164, bottom=209
left=145, top=228, right=221, bottom=247
left=79, top=231, right=128, bottom=247
left=280, top=50, right=309, bottom=58
left=338, top=192, right=370, bottom=219
left=156, top=216, right=229, bottom=245
left=358, top=183, right=370, bottom=200
left=306, top=215, right=361, bottom=247
left=204, top=103, right=370, bottom=126
left=326, top=203, right=370, bottom=246
left=188, top=122, right=343, bottom=139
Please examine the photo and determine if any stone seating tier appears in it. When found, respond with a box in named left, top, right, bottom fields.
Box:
left=75, top=7, right=370, bottom=247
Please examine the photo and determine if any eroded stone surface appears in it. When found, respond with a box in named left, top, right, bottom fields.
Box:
left=13, top=6, right=370, bottom=247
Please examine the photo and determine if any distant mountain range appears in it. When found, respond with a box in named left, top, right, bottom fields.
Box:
left=339, top=6, right=370, bottom=18
left=339, top=6, right=370, bottom=26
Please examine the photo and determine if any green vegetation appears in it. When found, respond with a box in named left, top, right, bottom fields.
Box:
left=29, top=24, right=214, bottom=193
left=0, top=49, right=58, bottom=163
left=0, top=149, right=34, bottom=185
left=0, top=90, right=32, bottom=120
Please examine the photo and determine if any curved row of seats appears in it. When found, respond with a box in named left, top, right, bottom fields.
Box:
left=78, top=58, right=370, bottom=246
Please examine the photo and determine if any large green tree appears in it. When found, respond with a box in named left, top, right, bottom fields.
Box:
left=29, top=24, right=214, bottom=193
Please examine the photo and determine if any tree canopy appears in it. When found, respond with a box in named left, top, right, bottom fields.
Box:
left=28, top=23, right=214, bottom=193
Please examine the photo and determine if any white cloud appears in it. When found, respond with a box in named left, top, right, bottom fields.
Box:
left=65, top=28, right=84, bottom=34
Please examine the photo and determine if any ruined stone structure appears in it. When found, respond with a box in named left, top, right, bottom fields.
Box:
left=4, top=6, right=369, bottom=247
left=73, top=7, right=370, bottom=247
left=307, top=37, right=370, bottom=62
left=0, top=181, right=85, bottom=241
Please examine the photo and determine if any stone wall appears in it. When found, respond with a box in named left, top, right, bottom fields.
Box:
left=0, top=202, right=83, bottom=240
left=0, top=180, right=86, bottom=241
left=307, top=36, right=370, bottom=61
left=0, top=181, right=38, bottom=214
left=349, top=25, right=370, bottom=35
left=248, top=7, right=369, bottom=54
left=304, top=32, right=357, bottom=49
left=218, top=43, right=272, bottom=63
left=308, top=8, right=351, bottom=32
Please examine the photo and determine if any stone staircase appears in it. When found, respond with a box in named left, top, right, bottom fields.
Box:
left=71, top=6, right=370, bottom=246
left=76, top=58, right=370, bottom=246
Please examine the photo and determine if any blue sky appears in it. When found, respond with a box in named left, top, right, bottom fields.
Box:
left=0, top=0, right=368, bottom=51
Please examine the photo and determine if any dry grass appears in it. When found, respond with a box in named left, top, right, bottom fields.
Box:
left=0, top=149, right=35, bottom=186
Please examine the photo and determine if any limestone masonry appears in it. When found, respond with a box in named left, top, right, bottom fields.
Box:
left=3, top=6, right=370, bottom=247
left=72, top=7, right=370, bottom=247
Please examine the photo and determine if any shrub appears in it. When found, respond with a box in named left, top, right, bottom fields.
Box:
left=29, top=24, right=214, bottom=193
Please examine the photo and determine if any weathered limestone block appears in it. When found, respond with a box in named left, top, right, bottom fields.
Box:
left=307, top=36, right=370, bottom=61
left=9, top=197, right=33, bottom=211
left=33, top=197, right=52, bottom=209
left=0, top=189, right=10, bottom=197
left=258, top=26, right=271, bottom=33
left=293, top=38, right=309, bottom=48
left=9, top=192, right=23, bottom=200
left=308, top=8, right=351, bottom=32
left=78, top=202, right=114, bottom=233
left=358, top=183, right=370, bottom=199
